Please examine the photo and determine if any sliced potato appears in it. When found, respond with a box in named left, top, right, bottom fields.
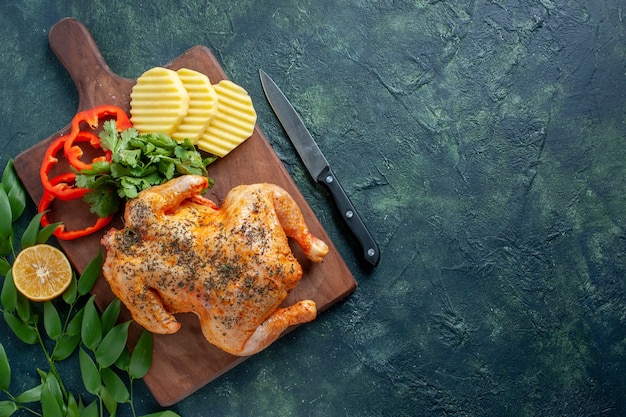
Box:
left=130, top=67, right=189, bottom=135
left=172, top=68, right=219, bottom=143
left=196, top=80, right=257, bottom=157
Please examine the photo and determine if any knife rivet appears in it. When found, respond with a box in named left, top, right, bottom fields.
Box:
left=325, top=175, right=333, bottom=184
left=346, top=210, right=354, bottom=219
left=367, top=248, right=376, bottom=257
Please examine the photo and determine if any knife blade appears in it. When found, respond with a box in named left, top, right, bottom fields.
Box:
left=260, top=70, right=380, bottom=266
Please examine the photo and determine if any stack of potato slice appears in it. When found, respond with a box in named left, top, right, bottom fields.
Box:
left=130, top=67, right=257, bottom=157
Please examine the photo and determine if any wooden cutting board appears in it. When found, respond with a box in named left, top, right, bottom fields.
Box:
left=13, top=17, right=357, bottom=406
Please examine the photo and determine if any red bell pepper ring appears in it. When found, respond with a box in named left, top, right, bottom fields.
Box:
left=40, top=131, right=109, bottom=200
left=64, top=104, right=132, bottom=171
left=40, top=136, right=91, bottom=201
left=62, top=129, right=113, bottom=172
left=39, top=172, right=114, bottom=240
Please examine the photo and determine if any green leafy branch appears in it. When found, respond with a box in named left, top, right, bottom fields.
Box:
left=0, top=159, right=179, bottom=417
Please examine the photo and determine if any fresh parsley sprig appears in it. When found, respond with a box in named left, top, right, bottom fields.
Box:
left=75, top=121, right=217, bottom=218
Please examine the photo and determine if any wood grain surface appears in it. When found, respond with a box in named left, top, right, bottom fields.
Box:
left=12, top=17, right=356, bottom=406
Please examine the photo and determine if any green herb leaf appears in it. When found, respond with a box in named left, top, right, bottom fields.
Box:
left=129, top=329, right=153, bottom=379
left=36, top=221, right=62, bottom=245
left=0, top=257, right=9, bottom=276
left=78, top=348, right=101, bottom=395
left=0, top=239, right=11, bottom=257
left=77, top=251, right=103, bottom=296
left=80, top=400, right=99, bottom=417
left=36, top=368, right=47, bottom=381
left=114, top=346, right=131, bottom=372
left=2, top=159, right=26, bottom=222
left=14, top=384, right=42, bottom=403
left=65, top=393, right=80, bottom=417
left=0, top=343, right=10, bottom=391
left=82, top=188, right=121, bottom=218
left=96, top=321, right=130, bottom=368
left=158, top=158, right=176, bottom=179
left=3, top=311, right=37, bottom=344
left=0, top=400, right=17, bottom=417
left=99, top=120, right=121, bottom=152
left=100, top=367, right=130, bottom=403
left=100, top=385, right=118, bottom=416
left=43, top=301, right=62, bottom=341
left=41, top=391, right=63, bottom=417
left=66, top=307, right=84, bottom=336
left=20, top=211, right=45, bottom=249
left=117, top=148, right=142, bottom=167
left=81, top=295, right=102, bottom=351
left=42, top=373, right=64, bottom=417
left=1, top=269, right=17, bottom=313
left=119, top=177, right=140, bottom=199
left=16, top=292, right=32, bottom=323
left=101, top=298, right=121, bottom=335
left=140, top=411, right=182, bottom=417
left=51, top=333, right=80, bottom=361
left=0, top=188, right=12, bottom=240
left=62, top=273, right=78, bottom=305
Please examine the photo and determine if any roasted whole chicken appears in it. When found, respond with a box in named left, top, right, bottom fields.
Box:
left=101, top=175, right=329, bottom=356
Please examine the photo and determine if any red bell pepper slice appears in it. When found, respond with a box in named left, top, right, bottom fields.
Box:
left=63, top=105, right=132, bottom=171
left=39, top=172, right=114, bottom=240
left=39, top=135, right=91, bottom=201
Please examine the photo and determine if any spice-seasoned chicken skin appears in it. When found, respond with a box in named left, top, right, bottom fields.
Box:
left=101, top=175, right=328, bottom=356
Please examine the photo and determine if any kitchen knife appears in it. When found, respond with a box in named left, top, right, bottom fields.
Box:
left=260, top=70, right=380, bottom=266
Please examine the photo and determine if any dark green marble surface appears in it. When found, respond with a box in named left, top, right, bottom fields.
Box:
left=1, top=1, right=626, bottom=416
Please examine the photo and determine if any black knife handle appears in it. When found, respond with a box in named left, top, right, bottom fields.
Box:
left=317, top=166, right=380, bottom=266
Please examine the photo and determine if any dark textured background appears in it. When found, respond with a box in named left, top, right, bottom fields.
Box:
left=1, top=1, right=625, bottom=416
